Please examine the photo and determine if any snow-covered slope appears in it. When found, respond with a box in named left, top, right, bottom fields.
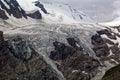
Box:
left=0, top=0, right=94, bottom=25
left=38, top=2, right=94, bottom=24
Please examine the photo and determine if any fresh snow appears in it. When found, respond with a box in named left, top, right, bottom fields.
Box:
left=1, top=0, right=10, bottom=9
left=16, top=0, right=37, bottom=11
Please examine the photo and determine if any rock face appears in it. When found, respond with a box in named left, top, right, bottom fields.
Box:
left=0, top=0, right=27, bottom=19
left=34, top=1, right=48, bottom=14
left=0, top=31, right=4, bottom=44
left=50, top=38, right=101, bottom=80
left=0, top=35, right=58, bottom=80
left=0, top=0, right=42, bottom=19
left=0, top=9, right=8, bottom=20
left=26, top=11, right=42, bottom=19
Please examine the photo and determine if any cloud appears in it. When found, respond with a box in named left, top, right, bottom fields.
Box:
left=113, top=0, right=120, bottom=16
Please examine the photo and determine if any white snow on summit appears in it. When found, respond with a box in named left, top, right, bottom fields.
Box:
left=16, top=0, right=94, bottom=24
left=16, top=0, right=37, bottom=11
left=42, top=3, right=94, bottom=24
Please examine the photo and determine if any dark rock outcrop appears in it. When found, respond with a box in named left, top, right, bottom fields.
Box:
left=50, top=41, right=76, bottom=60
left=91, top=34, right=105, bottom=45
left=0, top=0, right=43, bottom=19
left=27, top=11, right=42, bottom=19
left=97, top=29, right=116, bottom=40
left=67, top=38, right=82, bottom=50
left=0, top=9, right=8, bottom=20
left=91, top=34, right=110, bottom=58
left=0, top=0, right=27, bottom=19
left=0, top=31, right=4, bottom=44
left=50, top=38, right=100, bottom=80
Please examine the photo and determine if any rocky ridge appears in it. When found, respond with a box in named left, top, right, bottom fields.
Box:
left=0, top=0, right=43, bottom=20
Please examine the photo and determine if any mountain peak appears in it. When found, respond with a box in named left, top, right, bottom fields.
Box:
left=0, top=0, right=94, bottom=25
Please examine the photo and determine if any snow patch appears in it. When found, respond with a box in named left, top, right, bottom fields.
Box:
left=108, top=50, right=114, bottom=57
left=72, top=70, right=80, bottom=73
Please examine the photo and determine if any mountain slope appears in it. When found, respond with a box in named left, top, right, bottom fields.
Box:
left=0, top=0, right=120, bottom=80
left=0, top=0, right=94, bottom=25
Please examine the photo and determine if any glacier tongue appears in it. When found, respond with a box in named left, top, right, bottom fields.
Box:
left=3, top=22, right=104, bottom=80
left=3, top=22, right=103, bottom=61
